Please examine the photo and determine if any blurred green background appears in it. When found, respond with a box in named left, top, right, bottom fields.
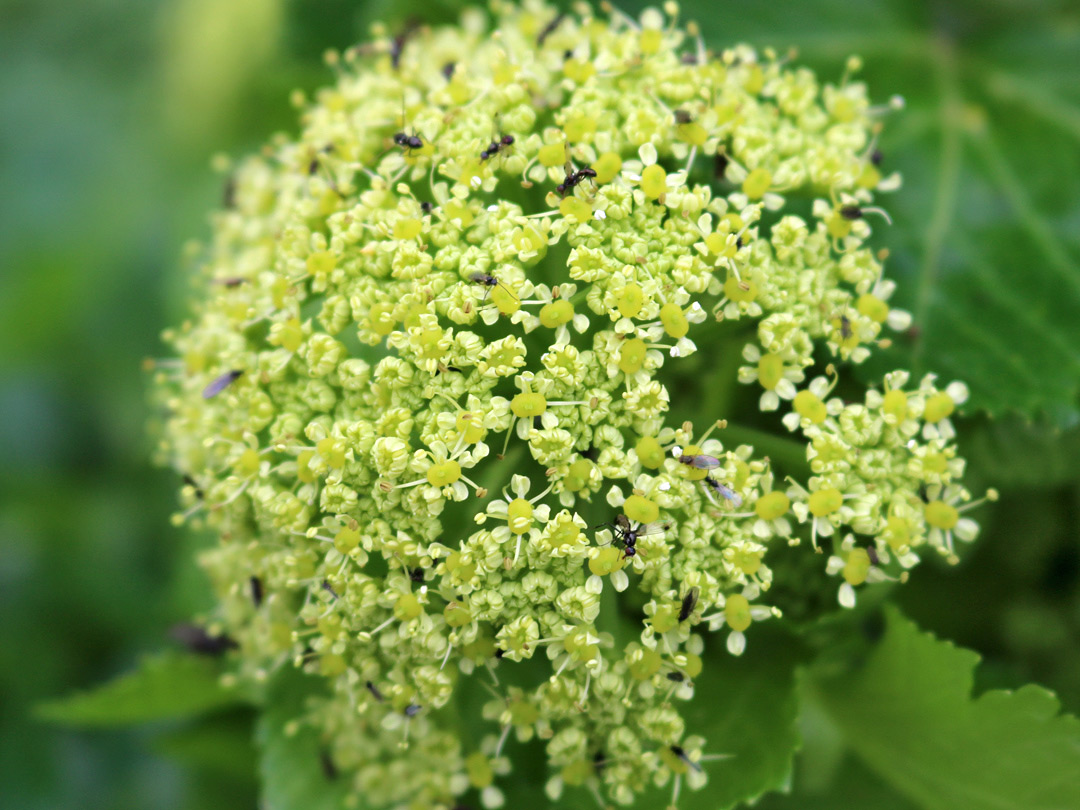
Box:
left=1, top=1, right=1077, bottom=808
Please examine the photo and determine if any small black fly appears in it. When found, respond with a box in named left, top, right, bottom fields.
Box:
left=202, top=370, right=242, bottom=399
left=678, top=453, right=721, bottom=470
left=480, top=134, right=515, bottom=161
left=250, top=576, right=264, bottom=607
left=170, top=623, right=238, bottom=657
left=393, top=131, right=424, bottom=153
left=703, top=475, right=742, bottom=507
left=182, top=474, right=204, bottom=500
left=556, top=166, right=597, bottom=196
left=678, top=587, right=700, bottom=623
left=670, top=744, right=703, bottom=773
left=537, top=12, right=566, bottom=45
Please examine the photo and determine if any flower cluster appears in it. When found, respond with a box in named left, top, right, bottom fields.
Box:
left=152, top=2, right=991, bottom=808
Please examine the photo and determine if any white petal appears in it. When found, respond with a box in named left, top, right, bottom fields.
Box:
left=775, top=378, right=797, bottom=400
left=482, top=786, right=505, bottom=809
left=955, top=517, right=979, bottom=542
left=946, top=381, right=969, bottom=404
left=838, top=582, right=857, bottom=608
left=612, top=569, right=630, bottom=592
left=877, top=172, right=902, bottom=191
left=726, top=631, right=747, bottom=656
left=638, top=142, right=658, bottom=165
left=511, top=474, right=531, bottom=497
left=544, top=777, right=561, bottom=803
left=886, top=309, right=912, bottom=331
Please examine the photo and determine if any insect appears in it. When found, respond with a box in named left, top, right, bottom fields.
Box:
left=321, top=580, right=339, bottom=599
left=213, top=277, right=246, bottom=288
left=537, top=12, right=566, bottom=45
left=670, top=744, right=703, bottom=773
left=599, top=514, right=668, bottom=558
left=365, top=681, right=385, bottom=702
left=250, top=576, right=264, bottom=607
left=393, top=130, right=424, bottom=153
left=593, top=750, right=607, bottom=773
left=420, top=201, right=434, bottom=213
left=866, top=545, right=881, bottom=566
left=703, top=475, right=743, bottom=507
left=222, top=175, right=236, bottom=209
left=556, top=166, right=597, bottom=196
left=839, top=313, right=853, bottom=340
left=679, top=453, right=721, bottom=470
left=666, top=671, right=686, bottom=683
left=182, top=474, right=204, bottom=500
left=202, top=369, right=242, bottom=399
left=409, top=566, right=425, bottom=583
left=469, top=271, right=518, bottom=305
left=441, top=61, right=456, bottom=80
left=169, top=623, right=238, bottom=657
left=389, top=20, right=419, bottom=70
left=404, top=703, right=422, bottom=717
left=678, top=587, right=700, bottom=623
left=320, top=749, right=338, bottom=780
left=840, top=204, right=864, bottom=220
left=674, top=109, right=694, bottom=125
left=870, top=148, right=884, bottom=166
left=480, top=133, right=515, bottom=161
left=715, top=153, right=729, bottom=180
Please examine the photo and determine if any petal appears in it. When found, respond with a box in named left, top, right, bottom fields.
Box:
left=511, top=474, right=531, bottom=497
left=612, top=570, right=629, bottom=592
left=838, top=582, right=857, bottom=608
left=887, top=308, right=912, bottom=331
left=726, top=631, right=747, bottom=656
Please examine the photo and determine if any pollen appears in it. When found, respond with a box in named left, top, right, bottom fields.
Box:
left=724, top=594, right=752, bottom=632
left=427, top=460, right=462, bottom=487
left=641, top=164, right=668, bottom=199
left=755, top=491, right=791, bottom=521
left=742, top=167, right=772, bottom=199
left=809, top=488, right=844, bottom=517
left=624, top=494, right=660, bottom=525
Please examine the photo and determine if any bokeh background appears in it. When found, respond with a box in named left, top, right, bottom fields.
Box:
left=2, top=1, right=1078, bottom=808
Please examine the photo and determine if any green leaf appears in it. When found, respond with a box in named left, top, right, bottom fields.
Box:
left=677, top=629, right=803, bottom=810
left=152, top=709, right=259, bottom=780
left=678, top=0, right=1080, bottom=423
left=810, top=608, right=1080, bottom=810
left=256, top=670, right=354, bottom=810
left=754, top=755, right=921, bottom=810
left=959, top=414, right=1080, bottom=489
left=35, top=651, right=241, bottom=727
